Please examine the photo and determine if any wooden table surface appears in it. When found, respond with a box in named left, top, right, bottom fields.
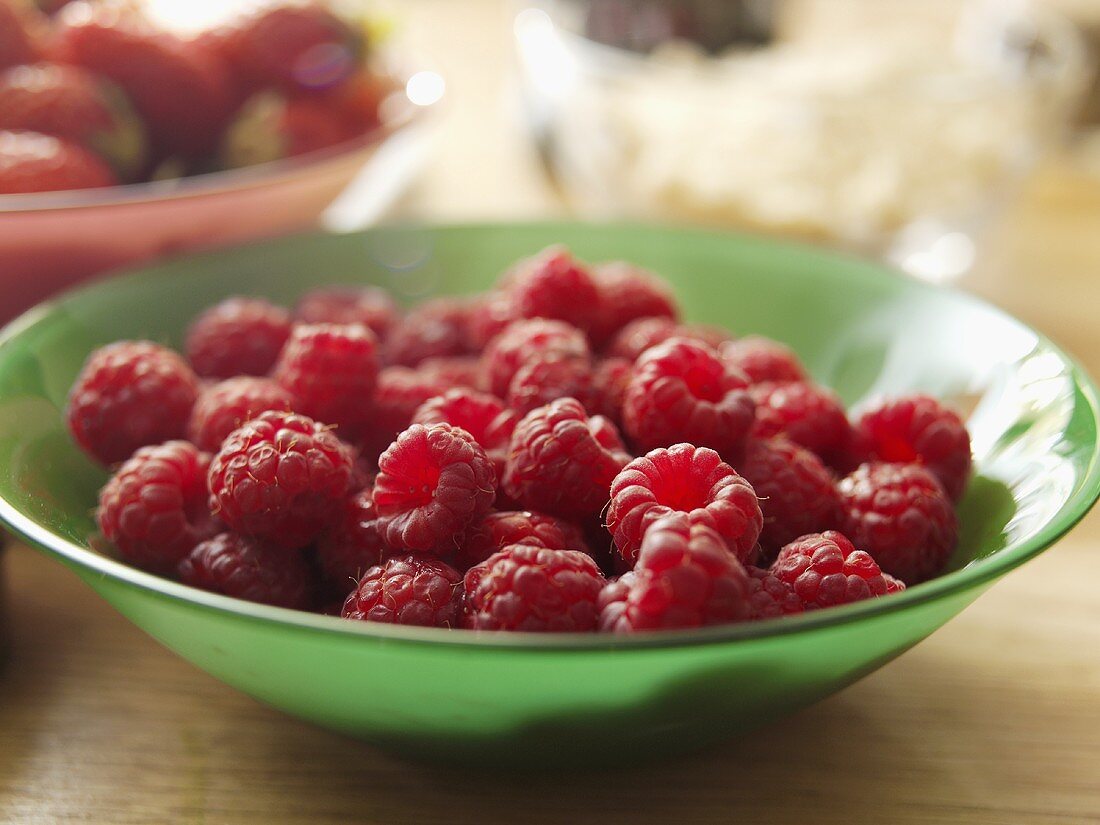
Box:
left=3, top=2, right=1100, bottom=823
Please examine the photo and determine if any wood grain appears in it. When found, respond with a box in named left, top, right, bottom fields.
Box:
left=2, top=1, right=1099, bottom=822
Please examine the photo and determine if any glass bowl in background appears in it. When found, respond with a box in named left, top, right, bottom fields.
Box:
left=514, top=0, right=1091, bottom=281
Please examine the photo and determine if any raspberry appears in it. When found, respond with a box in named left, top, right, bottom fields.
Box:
left=96, top=441, right=218, bottom=574
left=591, top=357, right=632, bottom=422
left=273, top=323, right=379, bottom=436
left=595, top=571, right=637, bottom=631
left=622, top=337, right=754, bottom=456
left=589, top=262, right=679, bottom=347
left=746, top=566, right=803, bottom=619
left=67, top=341, right=200, bottom=465
left=184, top=297, right=292, bottom=379
left=837, top=462, right=958, bottom=583
left=507, top=246, right=601, bottom=332
left=737, top=437, right=840, bottom=555
left=342, top=556, right=463, bottom=628
left=373, top=423, right=496, bottom=553
left=207, top=410, right=354, bottom=549
left=606, top=443, right=762, bottom=566
left=771, top=530, right=902, bottom=609
left=293, top=285, right=399, bottom=340
left=465, top=293, right=517, bottom=350
left=605, top=317, right=732, bottom=362
left=506, top=354, right=597, bottom=416
left=464, top=544, right=606, bottom=631
left=719, top=336, right=807, bottom=384
left=855, top=395, right=972, bottom=500
left=316, top=486, right=388, bottom=591
left=601, top=513, right=751, bottom=632
left=458, top=509, right=589, bottom=571
left=481, top=318, right=589, bottom=398
left=360, top=367, right=448, bottom=460
left=416, top=356, right=483, bottom=390
left=750, top=381, right=850, bottom=461
left=383, top=298, right=471, bottom=367
left=411, top=388, right=517, bottom=477
left=503, top=398, right=631, bottom=520
left=188, top=377, right=298, bottom=452
left=178, top=532, right=314, bottom=610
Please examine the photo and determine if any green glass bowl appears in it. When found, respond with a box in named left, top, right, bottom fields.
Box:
left=0, top=223, right=1097, bottom=766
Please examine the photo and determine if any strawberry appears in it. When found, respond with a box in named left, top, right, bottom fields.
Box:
left=211, top=1, right=364, bottom=94
left=51, top=2, right=233, bottom=159
left=0, top=0, right=45, bottom=69
left=0, top=62, right=145, bottom=180
left=0, top=129, right=116, bottom=193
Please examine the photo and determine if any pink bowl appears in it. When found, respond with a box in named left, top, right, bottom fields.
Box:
left=0, top=82, right=434, bottom=322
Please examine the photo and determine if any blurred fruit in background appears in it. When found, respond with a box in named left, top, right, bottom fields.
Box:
left=0, top=128, right=114, bottom=191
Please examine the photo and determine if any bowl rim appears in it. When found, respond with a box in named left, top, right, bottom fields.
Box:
left=0, top=78, right=434, bottom=214
left=1, top=221, right=1098, bottom=651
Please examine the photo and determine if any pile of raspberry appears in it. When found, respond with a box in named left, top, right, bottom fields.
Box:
left=67, top=245, right=972, bottom=633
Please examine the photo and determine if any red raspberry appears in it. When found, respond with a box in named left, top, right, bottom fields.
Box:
left=506, top=354, right=597, bottom=416
left=464, top=544, right=606, bottom=631
left=595, top=571, right=637, bottom=631
left=383, top=298, right=472, bottom=367
left=481, top=318, right=589, bottom=398
left=591, top=356, right=632, bottom=422
left=185, top=297, right=293, bottom=379
left=0, top=128, right=115, bottom=192
left=341, top=555, right=463, bottom=627
left=316, top=486, right=388, bottom=591
left=178, top=532, right=314, bottom=610
left=67, top=340, right=200, bottom=465
left=746, top=566, right=803, bottom=619
left=188, top=377, right=298, bottom=452
left=606, top=443, right=762, bottom=566
left=411, top=388, right=517, bottom=478
left=360, top=367, right=448, bottom=460
left=96, top=440, right=218, bottom=575
left=273, top=323, right=379, bottom=436
left=622, top=337, right=755, bottom=456
left=719, top=336, right=807, bottom=384
left=465, top=293, right=517, bottom=350
left=605, top=317, right=732, bottom=362
left=737, top=437, right=840, bottom=555
left=601, top=513, right=751, bottom=632
left=293, top=285, right=399, bottom=340
left=771, top=530, right=903, bottom=609
left=508, top=246, right=601, bottom=332
left=750, top=381, right=850, bottom=461
left=207, top=410, right=354, bottom=549
left=458, top=509, right=589, bottom=571
left=503, top=398, right=631, bottom=520
left=837, top=462, right=958, bottom=583
left=855, top=395, right=972, bottom=500
left=589, top=262, right=679, bottom=347
left=416, top=356, right=483, bottom=390
left=373, top=423, right=496, bottom=554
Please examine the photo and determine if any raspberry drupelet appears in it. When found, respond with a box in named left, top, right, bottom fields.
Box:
left=622, top=337, right=755, bottom=457
left=411, top=388, right=517, bottom=479
left=607, top=443, right=762, bottom=567
left=372, top=423, right=496, bottom=554
left=749, top=380, right=850, bottom=461
left=272, top=322, right=379, bottom=437
left=96, top=440, right=219, bottom=574
left=188, top=376, right=298, bottom=452
left=746, top=566, right=804, bottom=619
left=837, top=462, right=958, bottom=583
left=480, top=317, right=590, bottom=398
left=507, top=245, right=601, bottom=333
left=67, top=340, right=200, bottom=465
left=178, top=532, right=315, bottom=610
left=342, top=556, right=464, bottom=627
left=506, top=353, right=598, bottom=416
left=854, top=394, right=972, bottom=501
left=601, top=513, right=752, bottom=632
left=458, top=509, right=589, bottom=571
left=184, top=297, right=292, bottom=379
left=771, top=531, right=903, bottom=610
left=503, top=398, right=631, bottom=520
left=737, top=437, right=840, bottom=557
left=360, top=366, right=450, bottom=460
left=316, top=486, right=389, bottom=592
left=293, top=285, right=400, bottom=340
left=207, top=410, right=355, bottom=549
left=719, top=336, right=807, bottom=385
left=463, top=543, right=606, bottom=631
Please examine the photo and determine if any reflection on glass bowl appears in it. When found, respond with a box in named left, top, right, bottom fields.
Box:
left=515, top=0, right=1091, bottom=281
